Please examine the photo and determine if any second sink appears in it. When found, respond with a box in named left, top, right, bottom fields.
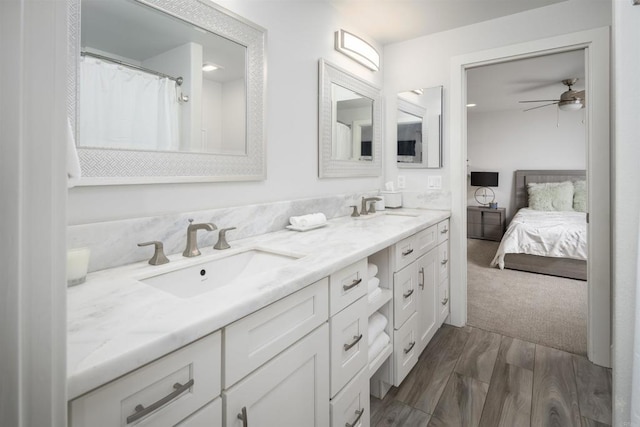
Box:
left=140, top=249, right=302, bottom=298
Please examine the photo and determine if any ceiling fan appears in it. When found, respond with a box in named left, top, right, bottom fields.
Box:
left=519, top=78, right=585, bottom=112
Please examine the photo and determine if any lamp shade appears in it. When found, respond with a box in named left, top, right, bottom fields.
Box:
left=470, top=171, right=499, bottom=187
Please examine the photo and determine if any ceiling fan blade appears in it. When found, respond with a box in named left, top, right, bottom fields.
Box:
left=519, top=99, right=561, bottom=103
left=523, top=102, right=559, bottom=112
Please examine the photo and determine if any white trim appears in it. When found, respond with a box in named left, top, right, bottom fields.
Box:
left=449, top=27, right=611, bottom=367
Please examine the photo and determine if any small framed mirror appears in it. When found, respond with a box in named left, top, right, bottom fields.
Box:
left=397, top=86, right=443, bottom=169
left=318, top=59, right=382, bottom=178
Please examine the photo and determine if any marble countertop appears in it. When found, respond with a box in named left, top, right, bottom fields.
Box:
left=67, top=208, right=450, bottom=399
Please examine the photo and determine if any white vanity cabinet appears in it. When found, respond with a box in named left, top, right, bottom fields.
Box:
left=69, top=331, right=222, bottom=427
left=437, top=219, right=450, bottom=325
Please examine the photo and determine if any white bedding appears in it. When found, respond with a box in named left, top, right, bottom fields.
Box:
left=490, top=208, right=587, bottom=269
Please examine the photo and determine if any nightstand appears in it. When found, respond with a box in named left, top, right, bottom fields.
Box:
left=467, top=206, right=506, bottom=241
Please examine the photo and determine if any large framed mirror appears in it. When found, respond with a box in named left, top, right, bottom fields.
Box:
left=69, top=0, right=266, bottom=184
left=318, top=59, right=382, bottom=178
left=397, top=86, right=443, bottom=169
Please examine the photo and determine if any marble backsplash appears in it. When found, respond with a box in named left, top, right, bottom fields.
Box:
left=68, top=191, right=380, bottom=273
left=401, top=190, right=451, bottom=210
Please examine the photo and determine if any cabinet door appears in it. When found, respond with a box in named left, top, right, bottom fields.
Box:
left=223, top=324, right=329, bottom=427
left=393, top=312, right=419, bottom=386
left=330, top=368, right=370, bottom=427
left=438, top=277, right=449, bottom=326
left=438, top=241, right=449, bottom=283
left=393, top=264, right=417, bottom=328
left=176, top=398, right=222, bottom=427
left=416, top=250, right=438, bottom=354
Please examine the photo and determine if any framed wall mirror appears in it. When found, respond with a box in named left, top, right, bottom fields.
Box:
left=69, top=0, right=266, bottom=184
left=396, top=86, right=443, bottom=169
left=318, top=59, right=382, bottom=178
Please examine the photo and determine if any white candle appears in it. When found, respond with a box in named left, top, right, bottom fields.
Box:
left=67, top=247, right=91, bottom=286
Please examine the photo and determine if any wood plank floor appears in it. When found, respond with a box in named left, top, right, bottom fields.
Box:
left=370, top=325, right=612, bottom=427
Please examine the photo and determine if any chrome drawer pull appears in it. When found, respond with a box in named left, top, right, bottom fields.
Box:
left=343, top=278, right=362, bottom=291
left=419, top=267, right=425, bottom=289
left=344, top=334, right=363, bottom=351
left=441, top=259, right=449, bottom=265
left=442, top=297, right=449, bottom=305
left=402, top=248, right=414, bottom=256
left=404, top=341, right=416, bottom=354
left=237, top=406, right=248, bottom=427
left=441, top=227, right=448, bottom=234
left=403, top=289, right=414, bottom=299
left=126, top=379, right=194, bottom=424
left=345, top=408, right=365, bottom=427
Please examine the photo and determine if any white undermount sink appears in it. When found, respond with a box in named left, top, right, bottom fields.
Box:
left=140, top=249, right=302, bottom=298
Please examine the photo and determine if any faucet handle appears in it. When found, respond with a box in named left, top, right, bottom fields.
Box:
left=214, top=227, right=236, bottom=250
left=138, top=241, right=170, bottom=265
left=350, top=206, right=360, bottom=217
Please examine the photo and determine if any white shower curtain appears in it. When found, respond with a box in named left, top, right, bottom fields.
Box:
left=333, top=122, right=352, bottom=160
left=79, top=56, right=180, bottom=151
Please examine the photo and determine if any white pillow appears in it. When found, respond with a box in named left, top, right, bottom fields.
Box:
left=527, top=181, right=575, bottom=212
left=573, top=180, right=587, bottom=212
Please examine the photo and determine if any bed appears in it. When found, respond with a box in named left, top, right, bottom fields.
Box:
left=490, top=170, right=587, bottom=281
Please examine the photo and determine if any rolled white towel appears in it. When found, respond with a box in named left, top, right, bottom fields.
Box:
left=368, top=311, right=388, bottom=345
left=368, top=263, right=378, bottom=279
left=368, top=287, right=382, bottom=303
left=367, top=277, right=380, bottom=293
left=289, top=212, right=327, bottom=228
left=368, top=331, right=390, bottom=363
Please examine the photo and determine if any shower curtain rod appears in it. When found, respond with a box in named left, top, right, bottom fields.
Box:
left=81, top=51, right=183, bottom=86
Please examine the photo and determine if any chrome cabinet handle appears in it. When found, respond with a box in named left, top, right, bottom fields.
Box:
left=442, top=297, right=449, bottom=305
left=441, top=259, right=449, bottom=265
left=404, top=341, right=416, bottom=354
left=419, top=267, right=425, bottom=289
left=343, top=278, right=362, bottom=291
left=402, top=248, right=414, bottom=256
left=403, top=289, right=414, bottom=299
left=345, top=408, right=365, bottom=427
left=344, top=334, right=363, bottom=351
left=126, top=379, right=194, bottom=424
left=237, top=406, right=248, bottom=427
left=441, top=227, right=448, bottom=234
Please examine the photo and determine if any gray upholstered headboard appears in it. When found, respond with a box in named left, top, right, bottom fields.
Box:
left=514, top=170, right=586, bottom=210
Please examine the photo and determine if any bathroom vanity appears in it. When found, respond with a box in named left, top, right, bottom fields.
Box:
left=67, top=209, right=450, bottom=426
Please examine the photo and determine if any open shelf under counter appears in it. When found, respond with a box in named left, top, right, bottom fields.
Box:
left=367, top=288, right=393, bottom=317
left=368, top=343, right=393, bottom=378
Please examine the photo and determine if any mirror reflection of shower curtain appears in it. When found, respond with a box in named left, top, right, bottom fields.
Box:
left=334, top=122, right=352, bottom=160
left=79, top=56, right=180, bottom=151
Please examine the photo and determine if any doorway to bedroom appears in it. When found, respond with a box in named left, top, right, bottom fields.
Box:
left=464, top=50, right=589, bottom=356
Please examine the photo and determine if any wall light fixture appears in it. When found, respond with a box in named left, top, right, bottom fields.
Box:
left=334, top=29, right=380, bottom=71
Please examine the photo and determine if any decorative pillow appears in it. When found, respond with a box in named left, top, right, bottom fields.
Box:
left=527, top=181, right=575, bottom=212
left=573, top=180, right=587, bottom=212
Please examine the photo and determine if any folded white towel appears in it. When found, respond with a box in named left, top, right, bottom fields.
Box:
left=67, top=117, right=82, bottom=188
left=368, top=331, right=390, bottom=363
left=368, top=311, right=388, bottom=345
left=289, top=213, right=327, bottom=228
left=368, top=287, right=382, bottom=303
left=367, top=277, right=380, bottom=293
left=368, top=263, right=378, bottom=279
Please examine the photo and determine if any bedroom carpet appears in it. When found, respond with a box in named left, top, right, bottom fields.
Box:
left=467, top=238, right=587, bottom=356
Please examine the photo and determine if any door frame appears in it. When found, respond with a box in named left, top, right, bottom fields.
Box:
left=448, top=27, right=611, bottom=367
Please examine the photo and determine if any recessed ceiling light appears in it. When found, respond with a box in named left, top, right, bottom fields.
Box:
left=202, top=63, right=221, bottom=72
left=466, top=103, right=477, bottom=107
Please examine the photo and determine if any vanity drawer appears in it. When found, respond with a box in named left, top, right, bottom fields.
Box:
left=394, top=225, right=437, bottom=271
left=176, top=398, right=221, bottom=426
left=330, top=296, right=368, bottom=397
left=414, top=225, right=438, bottom=256
left=437, top=219, right=450, bottom=244
left=393, top=264, right=417, bottom=329
left=329, top=258, right=368, bottom=316
left=393, top=312, right=419, bottom=386
left=224, top=278, right=328, bottom=387
left=69, top=331, right=221, bottom=427
left=438, top=241, right=449, bottom=281
left=330, top=367, right=370, bottom=427
left=438, top=277, right=450, bottom=326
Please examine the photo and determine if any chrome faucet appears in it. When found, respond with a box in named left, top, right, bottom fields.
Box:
left=361, top=197, right=382, bottom=215
left=183, top=219, right=217, bottom=257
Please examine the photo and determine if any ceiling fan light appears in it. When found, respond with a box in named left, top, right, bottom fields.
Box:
left=558, top=99, right=583, bottom=111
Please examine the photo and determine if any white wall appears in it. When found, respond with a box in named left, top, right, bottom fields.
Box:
left=68, top=1, right=384, bottom=225
left=467, top=107, right=586, bottom=220
left=383, top=0, right=611, bottom=194
left=612, top=0, right=640, bottom=424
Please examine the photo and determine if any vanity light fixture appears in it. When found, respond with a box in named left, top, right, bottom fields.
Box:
left=334, top=29, right=380, bottom=71
left=202, top=63, right=221, bottom=72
